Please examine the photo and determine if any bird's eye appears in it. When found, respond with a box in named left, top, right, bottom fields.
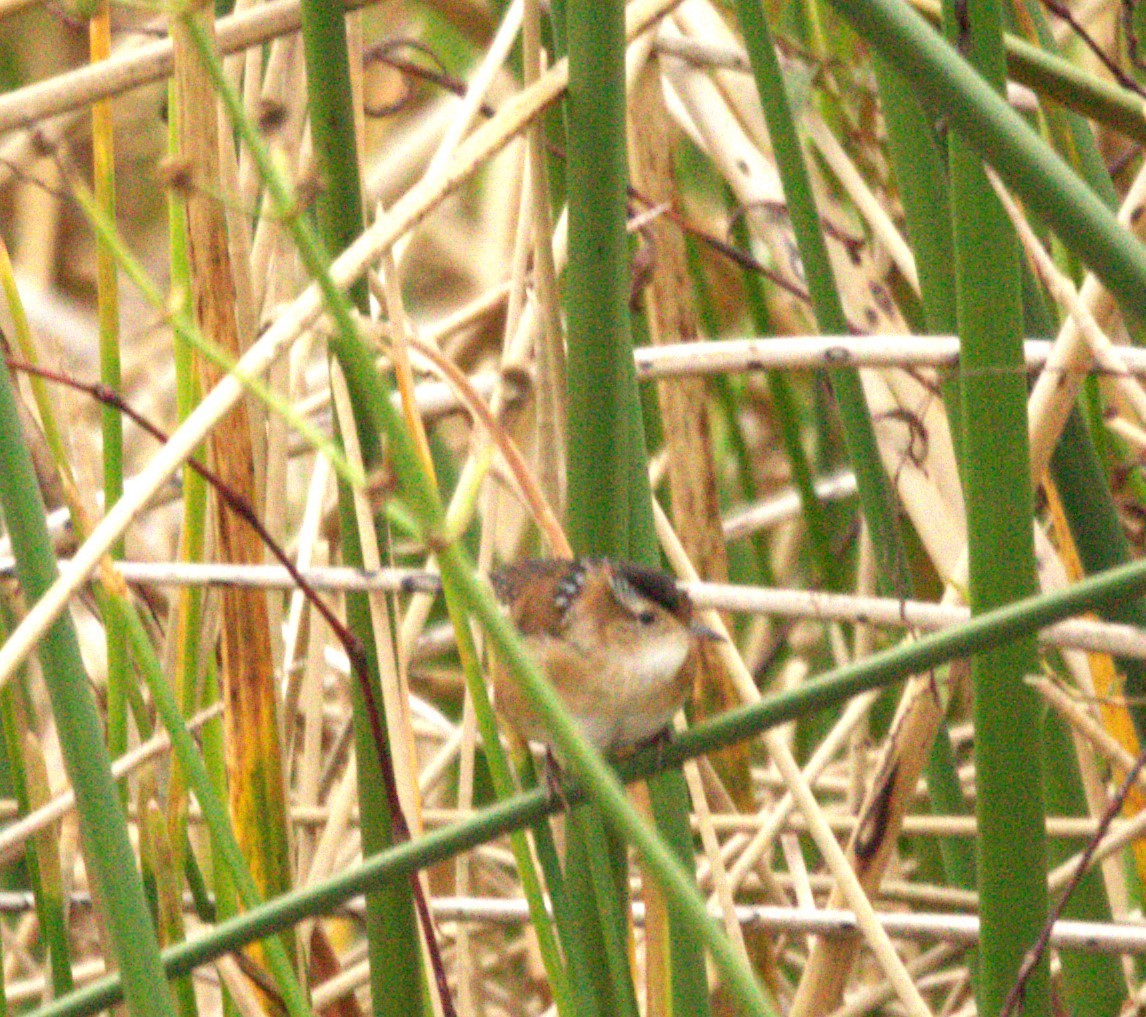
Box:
left=637, top=609, right=657, bottom=626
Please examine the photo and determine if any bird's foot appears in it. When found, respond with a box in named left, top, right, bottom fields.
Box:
left=620, top=726, right=674, bottom=773
left=543, top=747, right=571, bottom=812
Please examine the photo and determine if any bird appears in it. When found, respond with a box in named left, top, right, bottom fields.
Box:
left=488, top=557, right=723, bottom=757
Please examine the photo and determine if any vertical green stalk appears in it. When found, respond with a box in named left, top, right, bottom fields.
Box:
left=1041, top=708, right=1124, bottom=1015
left=1012, top=0, right=1117, bottom=209
left=0, top=666, right=72, bottom=998
left=1016, top=13, right=1146, bottom=746
left=563, top=6, right=710, bottom=1017
left=297, top=4, right=422, bottom=1016
left=562, top=6, right=643, bottom=1015
left=873, top=61, right=957, bottom=338
left=0, top=356, right=175, bottom=1017
left=726, top=203, right=834, bottom=587
left=871, top=57, right=975, bottom=896
left=119, top=603, right=310, bottom=1017
left=89, top=0, right=129, bottom=765
left=941, top=0, right=1048, bottom=1010
left=731, top=0, right=910, bottom=600
left=141, top=801, right=199, bottom=1017
left=165, top=69, right=210, bottom=869
left=564, top=0, right=645, bottom=559
left=1021, top=265, right=1142, bottom=1006
left=163, top=86, right=217, bottom=1017
left=299, top=0, right=367, bottom=315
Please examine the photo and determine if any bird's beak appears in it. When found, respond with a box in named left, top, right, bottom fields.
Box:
left=690, top=619, right=726, bottom=642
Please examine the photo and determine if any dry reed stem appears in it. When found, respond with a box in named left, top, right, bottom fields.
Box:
left=376, top=0, right=522, bottom=505
left=281, top=454, right=332, bottom=724
left=173, top=0, right=293, bottom=930
left=452, top=695, right=479, bottom=1017
left=303, top=754, right=360, bottom=890
left=653, top=502, right=934, bottom=1016
left=829, top=945, right=967, bottom=1017
left=294, top=592, right=332, bottom=879
left=653, top=33, right=752, bottom=71
left=3, top=959, right=108, bottom=1010
left=1039, top=491, right=1135, bottom=912
left=788, top=665, right=944, bottom=1016
left=498, top=144, right=534, bottom=390
left=215, top=953, right=269, bottom=1017
left=249, top=894, right=1146, bottom=954
left=330, top=365, right=425, bottom=829
left=713, top=692, right=879, bottom=898
left=1047, top=801, right=1146, bottom=893
left=426, top=0, right=523, bottom=187
left=0, top=0, right=381, bottom=133
left=262, top=121, right=312, bottom=743
left=633, top=334, right=1146, bottom=377
left=685, top=751, right=751, bottom=957
left=1026, top=157, right=1146, bottom=479
left=7, top=557, right=1133, bottom=656
left=246, top=39, right=309, bottom=317
left=1107, top=415, right=1146, bottom=453
left=365, top=239, right=444, bottom=853
left=1032, top=676, right=1146, bottom=802
left=806, top=113, right=919, bottom=293
left=860, top=369, right=966, bottom=578
left=780, top=833, right=816, bottom=917
left=523, top=0, right=565, bottom=517
left=671, top=0, right=907, bottom=337
left=723, top=470, right=858, bottom=539
left=991, top=172, right=1146, bottom=434
left=407, top=336, right=568, bottom=555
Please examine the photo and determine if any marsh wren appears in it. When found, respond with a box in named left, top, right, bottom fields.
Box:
left=489, top=558, right=722, bottom=756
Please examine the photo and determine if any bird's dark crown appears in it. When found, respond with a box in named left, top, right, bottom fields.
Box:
left=607, top=560, right=687, bottom=617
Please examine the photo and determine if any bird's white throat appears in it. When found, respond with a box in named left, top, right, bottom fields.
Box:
left=624, top=635, right=691, bottom=692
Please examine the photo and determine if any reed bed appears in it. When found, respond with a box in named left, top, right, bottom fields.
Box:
left=0, top=0, right=1144, bottom=1015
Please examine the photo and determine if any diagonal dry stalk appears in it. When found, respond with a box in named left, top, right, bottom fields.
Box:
left=654, top=504, right=934, bottom=1016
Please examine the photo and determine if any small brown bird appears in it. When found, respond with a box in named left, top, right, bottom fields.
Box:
left=489, top=558, right=722, bottom=756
